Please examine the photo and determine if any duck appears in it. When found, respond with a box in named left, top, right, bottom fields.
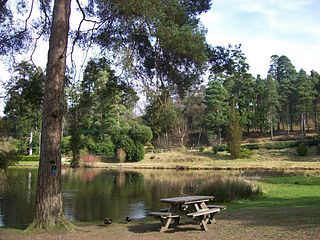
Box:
left=104, top=217, right=112, bottom=225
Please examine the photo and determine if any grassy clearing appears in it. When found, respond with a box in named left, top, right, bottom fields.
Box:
left=226, top=174, right=320, bottom=229
left=133, top=147, right=320, bottom=170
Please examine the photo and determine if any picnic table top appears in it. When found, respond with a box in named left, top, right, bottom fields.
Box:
left=160, top=195, right=215, bottom=204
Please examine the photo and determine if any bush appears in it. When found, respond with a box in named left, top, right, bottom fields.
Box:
left=83, top=137, right=114, bottom=157
left=113, top=134, right=146, bottom=162
left=131, top=142, right=144, bottom=162
left=20, top=155, right=39, bottom=161
left=212, top=146, right=218, bottom=154
left=0, top=150, right=21, bottom=170
left=129, top=124, right=153, bottom=145
left=240, top=148, right=254, bottom=158
left=296, top=143, right=308, bottom=156
left=199, top=146, right=205, bottom=152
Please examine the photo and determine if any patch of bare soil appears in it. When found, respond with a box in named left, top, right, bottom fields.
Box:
left=1, top=210, right=319, bottom=240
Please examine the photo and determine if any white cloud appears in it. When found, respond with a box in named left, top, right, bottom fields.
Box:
left=201, top=0, right=320, bottom=77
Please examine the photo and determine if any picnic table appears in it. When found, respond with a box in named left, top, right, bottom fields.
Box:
left=149, top=195, right=225, bottom=232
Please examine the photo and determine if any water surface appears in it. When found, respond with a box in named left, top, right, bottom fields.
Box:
left=0, top=168, right=250, bottom=228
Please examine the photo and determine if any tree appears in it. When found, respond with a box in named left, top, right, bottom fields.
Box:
left=144, top=92, right=178, bottom=148
left=310, top=70, right=320, bottom=131
left=32, top=0, right=73, bottom=230
left=4, top=61, right=44, bottom=155
left=295, top=69, right=314, bottom=135
left=275, top=55, right=297, bottom=133
left=204, top=79, right=229, bottom=144
left=265, top=75, right=279, bottom=139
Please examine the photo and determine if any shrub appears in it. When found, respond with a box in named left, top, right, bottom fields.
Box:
left=95, top=139, right=115, bottom=157
left=212, top=146, right=218, bottom=154
left=113, top=134, right=136, bottom=162
left=0, top=150, right=21, bottom=170
left=240, top=148, right=254, bottom=158
left=296, top=143, right=308, bottom=156
left=199, top=146, right=205, bottom=152
left=129, top=124, right=153, bottom=145
left=131, top=143, right=144, bottom=162
left=21, top=155, right=39, bottom=161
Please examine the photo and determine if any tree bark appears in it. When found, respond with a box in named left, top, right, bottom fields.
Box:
left=32, top=0, right=72, bottom=230
left=29, top=130, right=33, bottom=156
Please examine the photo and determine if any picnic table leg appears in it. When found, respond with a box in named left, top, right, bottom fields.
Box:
left=160, top=217, right=172, bottom=232
left=208, top=212, right=218, bottom=224
left=199, top=217, right=209, bottom=231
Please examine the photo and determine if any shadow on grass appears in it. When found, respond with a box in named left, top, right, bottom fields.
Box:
left=126, top=221, right=204, bottom=233
left=265, top=147, right=320, bottom=162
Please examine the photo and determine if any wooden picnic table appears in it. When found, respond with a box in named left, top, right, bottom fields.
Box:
left=150, top=195, right=222, bottom=232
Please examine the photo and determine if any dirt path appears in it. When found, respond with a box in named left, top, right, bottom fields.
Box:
left=1, top=210, right=319, bottom=240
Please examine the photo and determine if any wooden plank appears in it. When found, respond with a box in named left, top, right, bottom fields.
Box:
left=207, top=205, right=227, bottom=210
left=149, top=211, right=172, bottom=217
left=160, top=195, right=215, bottom=204
left=187, top=208, right=220, bottom=217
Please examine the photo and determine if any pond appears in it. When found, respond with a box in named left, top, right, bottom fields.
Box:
left=0, top=168, right=258, bottom=228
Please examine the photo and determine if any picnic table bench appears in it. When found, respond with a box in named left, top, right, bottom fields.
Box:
left=149, top=195, right=226, bottom=232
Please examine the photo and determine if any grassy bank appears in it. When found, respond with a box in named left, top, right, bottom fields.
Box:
left=16, top=146, right=320, bottom=170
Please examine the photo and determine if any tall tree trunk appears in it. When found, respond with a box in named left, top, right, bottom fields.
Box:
left=314, top=111, right=318, bottom=132
left=29, top=130, right=33, bottom=156
left=301, top=113, right=304, bottom=135
left=197, top=127, right=202, bottom=145
left=32, top=0, right=72, bottom=230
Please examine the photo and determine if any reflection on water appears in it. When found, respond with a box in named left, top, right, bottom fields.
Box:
left=0, top=168, right=255, bottom=228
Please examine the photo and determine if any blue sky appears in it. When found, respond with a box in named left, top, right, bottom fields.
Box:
left=200, top=0, right=320, bottom=77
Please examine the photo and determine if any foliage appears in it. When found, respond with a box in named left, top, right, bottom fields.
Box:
left=3, top=61, right=44, bottom=155
left=144, top=92, right=178, bottom=140
left=61, top=136, right=71, bottom=155
left=129, top=124, right=153, bottom=145
left=0, top=150, right=21, bottom=171
left=227, top=107, right=242, bottom=159
left=240, top=148, right=254, bottom=158
left=131, top=142, right=145, bottom=162
left=204, top=79, right=228, bottom=143
left=113, top=134, right=137, bottom=162
left=20, top=155, right=39, bottom=161
left=199, top=146, right=205, bottom=152
left=84, top=136, right=115, bottom=157
left=296, top=143, right=308, bottom=156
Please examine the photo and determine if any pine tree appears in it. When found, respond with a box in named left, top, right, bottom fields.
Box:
left=204, top=78, right=229, bottom=144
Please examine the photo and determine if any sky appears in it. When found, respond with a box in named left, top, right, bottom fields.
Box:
left=200, top=0, right=320, bottom=77
left=1, top=0, right=320, bottom=115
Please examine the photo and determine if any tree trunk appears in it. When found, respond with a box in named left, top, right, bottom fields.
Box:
left=197, top=128, right=202, bottom=145
left=270, top=124, right=273, bottom=140
left=32, top=0, right=72, bottom=230
left=29, top=130, right=33, bottom=156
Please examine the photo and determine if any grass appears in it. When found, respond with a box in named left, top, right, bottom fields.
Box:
left=134, top=147, right=320, bottom=170
left=229, top=175, right=320, bottom=211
